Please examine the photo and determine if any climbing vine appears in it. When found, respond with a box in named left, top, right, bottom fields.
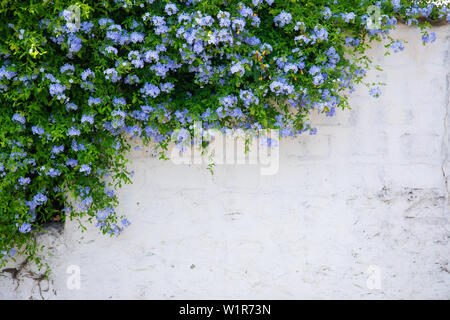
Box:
left=0, top=0, right=449, bottom=267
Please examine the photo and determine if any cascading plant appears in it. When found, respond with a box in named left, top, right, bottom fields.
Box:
left=0, top=0, right=449, bottom=268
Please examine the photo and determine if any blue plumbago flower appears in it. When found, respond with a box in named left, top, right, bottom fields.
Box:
left=18, top=29, right=25, bottom=40
left=295, top=34, right=311, bottom=45
left=406, top=18, right=419, bottom=26
left=230, top=108, right=245, bottom=119
left=104, top=68, right=120, bottom=82
left=239, top=89, right=259, bottom=107
left=31, top=126, right=45, bottom=136
left=105, top=188, right=115, bottom=198
left=104, top=45, right=118, bottom=55
left=143, top=50, right=159, bottom=63
left=232, top=17, right=246, bottom=30
left=194, top=13, right=215, bottom=27
left=88, top=97, right=102, bottom=106
left=118, top=34, right=130, bottom=45
left=130, top=20, right=141, bottom=29
left=260, top=43, right=273, bottom=53
left=71, top=139, right=85, bottom=152
left=230, top=62, right=245, bottom=76
left=81, top=69, right=95, bottom=81
left=80, top=21, right=94, bottom=33
left=392, top=0, right=401, bottom=11
left=67, top=126, right=81, bottom=136
left=174, top=109, right=188, bottom=125
left=98, top=18, right=113, bottom=26
left=111, top=109, right=126, bottom=118
left=33, top=192, right=48, bottom=205
left=174, top=128, right=190, bottom=146
left=284, top=63, right=299, bottom=73
left=46, top=168, right=61, bottom=177
left=113, top=97, right=127, bottom=107
left=309, top=65, right=321, bottom=75
left=128, top=50, right=141, bottom=61
left=342, top=12, right=356, bottom=23
left=130, top=31, right=144, bottom=43
left=177, top=12, right=191, bottom=25
left=322, top=7, right=332, bottom=19
left=150, top=62, right=175, bottom=77
left=18, top=176, right=31, bottom=186
left=8, top=249, right=16, bottom=257
left=239, top=5, right=253, bottom=17
left=19, top=222, right=32, bottom=233
left=66, top=159, right=78, bottom=167
left=345, top=37, right=361, bottom=47
left=370, top=86, right=382, bottom=98
left=312, top=25, right=329, bottom=42
left=81, top=114, right=95, bottom=124
left=43, top=72, right=57, bottom=82
left=125, top=74, right=140, bottom=85
left=151, top=16, right=169, bottom=34
left=313, top=73, right=325, bottom=86
left=51, top=145, right=64, bottom=154
left=25, top=200, right=37, bottom=211
left=151, top=16, right=166, bottom=26
left=106, top=24, right=122, bottom=40
left=193, top=40, right=204, bottom=54
left=121, top=218, right=131, bottom=227
left=325, top=47, right=340, bottom=67
left=165, top=3, right=178, bottom=16
left=386, top=16, right=397, bottom=26
left=274, top=11, right=292, bottom=27
left=61, top=9, right=74, bottom=22
left=219, top=95, right=238, bottom=108
left=140, top=82, right=160, bottom=97
left=60, top=64, right=75, bottom=74
left=217, top=11, right=231, bottom=27
left=49, top=83, right=67, bottom=99
left=156, top=43, right=167, bottom=53
left=269, top=79, right=295, bottom=96
left=79, top=164, right=91, bottom=175
left=160, top=82, right=174, bottom=93
left=25, top=158, right=36, bottom=167
left=391, top=40, right=405, bottom=53
left=96, top=206, right=114, bottom=222
left=67, top=34, right=82, bottom=53
left=66, top=102, right=78, bottom=111
left=131, top=58, right=144, bottom=68
left=245, top=36, right=261, bottom=46
left=79, top=195, right=93, bottom=211
left=326, top=107, right=336, bottom=117
left=0, top=66, right=17, bottom=80
left=422, top=32, right=436, bottom=44
left=12, top=113, right=26, bottom=124
left=294, top=21, right=306, bottom=31
left=127, top=125, right=142, bottom=137
left=251, top=15, right=261, bottom=27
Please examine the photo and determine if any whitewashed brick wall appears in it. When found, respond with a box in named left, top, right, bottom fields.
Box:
left=1, top=25, right=449, bottom=300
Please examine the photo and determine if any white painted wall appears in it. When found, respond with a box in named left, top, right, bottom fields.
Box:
left=1, top=25, right=449, bottom=300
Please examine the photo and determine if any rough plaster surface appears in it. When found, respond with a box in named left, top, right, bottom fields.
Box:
left=1, top=25, right=449, bottom=300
